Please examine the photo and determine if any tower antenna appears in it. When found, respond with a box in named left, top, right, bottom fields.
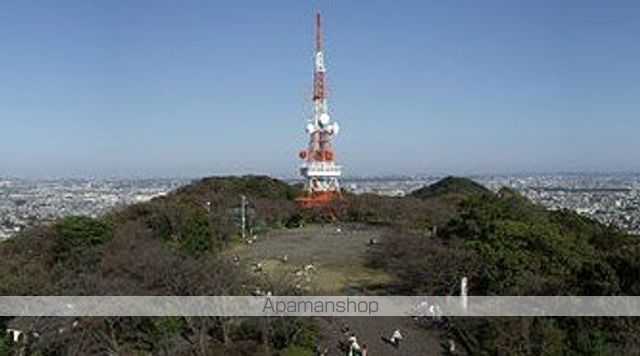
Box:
left=296, top=10, right=342, bottom=209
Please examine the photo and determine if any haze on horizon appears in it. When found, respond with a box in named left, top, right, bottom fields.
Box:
left=1, top=0, right=639, bottom=179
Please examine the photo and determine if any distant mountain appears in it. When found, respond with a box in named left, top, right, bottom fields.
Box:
left=410, top=176, right=490, bottom=199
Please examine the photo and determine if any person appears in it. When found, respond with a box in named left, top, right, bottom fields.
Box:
left=314, top=345, right=329, bottom=355
left=390, top=329, right=403, bottom=348
left=347, top=334, right=365, bottom=356
left=349, top=341, right=364, bottom=356
left=346, top=335, right=358, bottom=355
left=448, top=339, right=456, bottom=353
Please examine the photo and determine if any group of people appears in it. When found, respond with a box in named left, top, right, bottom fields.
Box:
left=340, top=325, right=404, bottom=355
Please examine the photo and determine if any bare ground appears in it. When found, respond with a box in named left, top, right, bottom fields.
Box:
left=229, top=224, right=445, bottom=355
left=229, top=223, right=391, bottom=294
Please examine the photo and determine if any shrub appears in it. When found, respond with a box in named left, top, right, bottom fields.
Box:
left=54, top=216, right=112, bottom=247
left=179, top=210, right=214, bottom=254
left=280, top=345, right=313, bottom=356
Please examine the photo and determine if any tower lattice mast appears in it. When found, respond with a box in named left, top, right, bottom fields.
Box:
left=297, top=10, right=342, bottom=208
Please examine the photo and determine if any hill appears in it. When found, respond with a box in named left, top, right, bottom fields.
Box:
left=1, top=175, right=640, bottom=354
left=410, top=176, right=490, bottom=199
left=0, top=176, right=312, bottom=355
left=368, top=184, right=640, bottom=354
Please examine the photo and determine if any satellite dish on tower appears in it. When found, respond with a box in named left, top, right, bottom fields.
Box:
left=319, top=113, right=330, bottom=126
left=306, top=123, right=316, bottom=133
left=332, top=122, right=340, bottom=135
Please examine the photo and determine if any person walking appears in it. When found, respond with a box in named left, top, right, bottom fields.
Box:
left=389, top=329, right=403, bottom=349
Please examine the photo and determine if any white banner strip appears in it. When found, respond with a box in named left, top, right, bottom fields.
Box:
left=2, top=296, right=640, bottom=317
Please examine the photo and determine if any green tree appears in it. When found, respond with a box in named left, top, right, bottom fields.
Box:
left=530, top=318, right=566, bottom=355
left=52, top=216, right=113, bottom=277
left=0, top=321, right=9, bottom=356
left=180, top=210, right=214, bottom=254
left=54, top=215, right=112, bottom=248
left=569, top=328, right=618, bottom=356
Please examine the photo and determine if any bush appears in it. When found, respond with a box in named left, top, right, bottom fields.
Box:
left=148, top=317, right=186, bottom=342
left=54, top=216, right=112, bottom=247
left=52, top=216, right=113, bottom=279
left=179, top=210, right=214, bottom=254
left=569, top=327, right=618, bottom=356
left=280, top=345, right=313, bottom=356
left=0, top=326, right=10, bottom=356
left=269, top=318, right=317, bottom=351
left=231, top=319, right=262, bottom=342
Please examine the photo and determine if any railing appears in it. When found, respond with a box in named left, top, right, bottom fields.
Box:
left=300, top=163, right=342, bottom=177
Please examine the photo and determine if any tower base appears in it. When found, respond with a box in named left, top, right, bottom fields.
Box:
left=295, top=191, right=340, bottom=209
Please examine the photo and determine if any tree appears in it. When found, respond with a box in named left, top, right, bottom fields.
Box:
left=179, top=210, right=214, bottom=254
left=0, top=321, right=10, bottom=356
left=54, top=215, right=113, bottom=248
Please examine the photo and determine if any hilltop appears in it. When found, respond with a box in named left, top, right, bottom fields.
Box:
left=1, top=175, right=640, bottom=354
left=410, top=176, right=490, bottom=199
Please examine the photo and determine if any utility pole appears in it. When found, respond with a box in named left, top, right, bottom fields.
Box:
left=461, top=277, right=468, bottom=312
left=240, top=195, right=246, bottom=239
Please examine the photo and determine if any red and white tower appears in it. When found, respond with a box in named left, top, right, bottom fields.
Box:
left=297, top=11, right=342, bottom=208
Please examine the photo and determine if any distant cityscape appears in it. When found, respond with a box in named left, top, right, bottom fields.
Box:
left=0, top=178, right=186, bottom=240
left=1, top=173, right=639, bottom=240
left=345, top=173, right=640, bottom=235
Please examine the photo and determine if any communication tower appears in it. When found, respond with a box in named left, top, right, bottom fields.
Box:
left=297, top=11, right=342, bottom=208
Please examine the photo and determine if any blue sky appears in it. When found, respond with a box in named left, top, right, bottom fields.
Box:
left=0, top=0, right=638, bottom=178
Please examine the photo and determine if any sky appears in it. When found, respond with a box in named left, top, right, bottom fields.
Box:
left=0, top=0, right=639, bottom=179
